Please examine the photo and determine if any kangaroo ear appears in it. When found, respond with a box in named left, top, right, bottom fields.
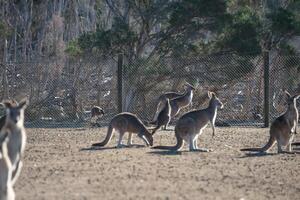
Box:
left=284, top=90, right=291, bottom=98
left=18, top=99, right=29, bottom=109
left=186, top=82, right=195, bottom=90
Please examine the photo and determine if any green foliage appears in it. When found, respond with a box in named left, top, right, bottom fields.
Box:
left=75, top=17, right=137, bottom=56
left=125, top=57, right=171, bottom=79
left=65, top=40, right=83, bottom=57
left=218, top=7, right=261, bottom=55
left=269, top=8, right=300, bottom=34
left=168, top=0, right=227, bottom=26
left=161, top=0, right=229, bottom=56
left=0, top=20, right=12, bottom=38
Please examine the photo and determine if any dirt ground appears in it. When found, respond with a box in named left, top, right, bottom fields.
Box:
left=15, top=126, right=300, bottom=200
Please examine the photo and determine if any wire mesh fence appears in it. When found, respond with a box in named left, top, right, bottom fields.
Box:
left=123, top=54, right=300, bottom=127
left=0, top=57, right=119, bottom=127
left=0, top=53, right=299, bottom=128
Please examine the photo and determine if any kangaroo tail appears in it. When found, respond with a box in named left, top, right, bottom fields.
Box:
left=92, top=123, right=113, bottom=147
left=152, top=132, right=183, bottom=151
left=240, top=135, right=276, bottom=152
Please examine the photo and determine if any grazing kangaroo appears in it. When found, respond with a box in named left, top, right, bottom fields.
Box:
left=152, top=83, right=195, bottom=122
left=90, top=106, right=104, bottom=127
left=241, top=91, right=299, bottom=154
left=0, top=99, right=28, bottom=185
left=153, top=91, right=223, bottom=151
left=92, top=112, right=153, bottom=148
left=0, top=133, right=15, bottom=200
left=169, top=83, right=195, bottom=118
left=91, top=106, right=104, bottom=118
left=151, top=99, right=171, bottom=134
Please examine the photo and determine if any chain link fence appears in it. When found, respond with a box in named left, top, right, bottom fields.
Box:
left=0, top=53, right=299, bottom=127
left=0, top=56, right=118, bottom=127
left=123, top=54, right=300, bottom=126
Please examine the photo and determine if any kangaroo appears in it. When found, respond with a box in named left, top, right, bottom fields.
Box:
left=152, top=83, right=194, bottom=122
left=0, top=115, right=5, bottom=131
left=0, top=99, right=28, bottom=185
left=241, top=91, right=299, bottom=154
left=90, top=106, right=105, bottom=127
left=153, top=91, right=224, bottom=151
left=151, top=99, right=171, bottom=134
left=91, top=106, right=104, bottom=118
left=0, top=133, right=15, bottom=200
left=169, top=83, right=195, bottom=118
left=92, top=112, right=153, bottom=148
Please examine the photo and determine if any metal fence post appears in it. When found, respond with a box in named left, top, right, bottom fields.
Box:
left=263, top=51, right=270, bottom=127
left=117, top=54, right=123, bottom=113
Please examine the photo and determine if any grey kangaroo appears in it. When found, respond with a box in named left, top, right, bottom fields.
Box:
left=153, top=91, right=223, bottom=151
left=169, top=83, right=195, bottom=118
left=152, top=82, right=195, bottom=122
left=0, top=133, right=15, bottom=200
left=0, top=99, right=28, bottom=185
left=241, top=91, right=299, bottom=153
left=92, top=112, right=153, bottom=148
left=151, top=98, right=171, bottom=134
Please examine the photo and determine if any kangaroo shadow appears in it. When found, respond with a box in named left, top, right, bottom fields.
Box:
left=80, top=144, right=147, bottom=152
left=148, top=150, right=182, bottom=156
left=239, top=150, right=300, bottom=158
left=148, top=149, right=212, bottom=156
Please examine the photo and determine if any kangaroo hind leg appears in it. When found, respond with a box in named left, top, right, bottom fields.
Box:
left=127, top=132, right=133, bottom=146
left=117, top=131, right=126, bottom=148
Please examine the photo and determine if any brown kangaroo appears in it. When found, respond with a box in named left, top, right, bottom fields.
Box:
left=91, top=106, right=104, bottom=118
left=153, top=91, right=223, bottom=151
left=152, top=92, right=183, bottom=122
left=152, top=83, right=195, bottom=122
left=0, top=99, right=28, bottom=185
left=0, top=133, right=15, bottom=200
left=92, top=112, right=153, bottom=148
left=169, top=83, right=195, bottom=118
left=151, top=99, right=171, bottom=134
left=90, top=106, right=105, bottom=127
left=170, top=84, right=195, bottom=118
left=241, top=91, right=299, bottom=153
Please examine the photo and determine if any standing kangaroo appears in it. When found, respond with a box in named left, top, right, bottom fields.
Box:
left=0, top=99, right=28, bottom=185
left=92, top=112, right=153, bottom=148
left=153, top=91, right=223, bottom=151
left=169, top=83, right=195, bottom=118
left=151, top=98, right=171, bottom=134
left=241, top=91, right=299, bottom=153
left=0, top=133, right=15, bottom=200
left=152, top=83, right=195, bottom=122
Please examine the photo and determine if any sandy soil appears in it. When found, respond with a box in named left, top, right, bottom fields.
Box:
left=15, top=126, right=300, bottom=200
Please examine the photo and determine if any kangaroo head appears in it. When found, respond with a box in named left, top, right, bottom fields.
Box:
left=2, top=99, right=28, bottom=126
left=138, top=130, right=153, bottom=146
left=284, top=90, right=300, bottom=107
left=208, top=91, right=224, bottom=109
left=184, top=82, right=195, bottom=91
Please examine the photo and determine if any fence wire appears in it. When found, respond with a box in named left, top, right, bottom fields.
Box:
left=0, top=54, right=299, bottom=127
left=123, top=54, right=300, bottom=127
left=0, top=57, right=118, bottom=127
